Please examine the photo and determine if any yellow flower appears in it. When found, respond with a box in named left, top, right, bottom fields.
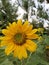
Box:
left=46, top=46, right=49, bottom=49
left=0, top=20, right=39, bottom=60
left=38, top=28, right=44, bottom=33
left=38, top=36, right=43, bottom=42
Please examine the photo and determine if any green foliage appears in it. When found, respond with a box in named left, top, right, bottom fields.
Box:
left=38, top=0, right=44, bottom=3
left=32, top=21, right=43, bottom=28
left=22, top=0, right=28, bottom=11
left=0, top=0, right=18, bottom=30
left=0, top=0, right=49, bottom=65
left=44, top=35, right=49, bottom=46
left=26, top=53, right=49, bottom=65
left=0, top=59, right=13, bottom=65
left=1, top=0, right=18, bottom=22
left=37, top=6, right=49, bottom=20
left=0, top=49, right=7, bottom=64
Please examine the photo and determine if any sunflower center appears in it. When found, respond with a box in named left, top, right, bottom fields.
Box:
left=14, top=33, right=26, bottom=45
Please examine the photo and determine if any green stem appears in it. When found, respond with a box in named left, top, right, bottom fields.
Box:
left=25, top=52, right=32, bottom=65
left=21, top=60, right=23, bottom=65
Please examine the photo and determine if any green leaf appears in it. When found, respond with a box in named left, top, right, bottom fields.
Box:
left=44, top=35, right=49, bottom=46
left=0, top=59, right=13, bottom=65
left=27, top=53, right=49, bottom=65
left=0, top=49, right=7, bottom=64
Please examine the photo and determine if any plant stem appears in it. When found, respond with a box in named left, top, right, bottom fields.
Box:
left=25, top=52, right=32, bottom=65
left=21, top=60, right=23, bottom=65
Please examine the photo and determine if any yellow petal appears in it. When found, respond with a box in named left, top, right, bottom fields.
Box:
left=26, top=25, right=33, bottom=33
left=8, top=22, right=16, bottom=28
left=16, top=46, right=23, bottom=59
left=23, top=21, right=29, bottom=29
left=1, top=40, right=9, bottom=47
left=17, top=19, right=22, bottom=25
left=0, top=36, right=12, bottom=41
left=5, top=43, right=14, bottom=55
left=13, top=49, right=18, bottom=57
left=17, top=19, right=22, bottom=32
left=27, top=34, right=39, bottom=39
left=13, top=46, right=19, bottom=58
left=24, top=25, right=33, bottom=34
left=9, top=22, right=17, bottom=30
left=23, top=21, right=29, bottom=32
left=21, top=46, right=27, bottom=58
left=17, top=46, right=27, bottom=60
left=27, top=29, right=38, bottom=35
left=14, top=46, right=27, bottom=60
left=2, top=29, right=13, bottom=36
left=14, top=46, right=23, bottom=59
left=7, top=22, right=17, bottom=34
left=24, top=40, right=37, bottom=52
left=9, top=23, right=12, bottom=26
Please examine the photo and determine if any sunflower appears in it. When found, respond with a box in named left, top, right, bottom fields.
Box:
left=0, top=20, right=39, bottom=60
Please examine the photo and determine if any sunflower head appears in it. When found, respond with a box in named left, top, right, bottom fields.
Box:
left=0, top=19, right=39, bottom=60
left=14, top=33, right=26, bottom=45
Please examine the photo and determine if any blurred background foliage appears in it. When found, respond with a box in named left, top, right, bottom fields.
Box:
left=0, top=0, right=49, bottom=65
